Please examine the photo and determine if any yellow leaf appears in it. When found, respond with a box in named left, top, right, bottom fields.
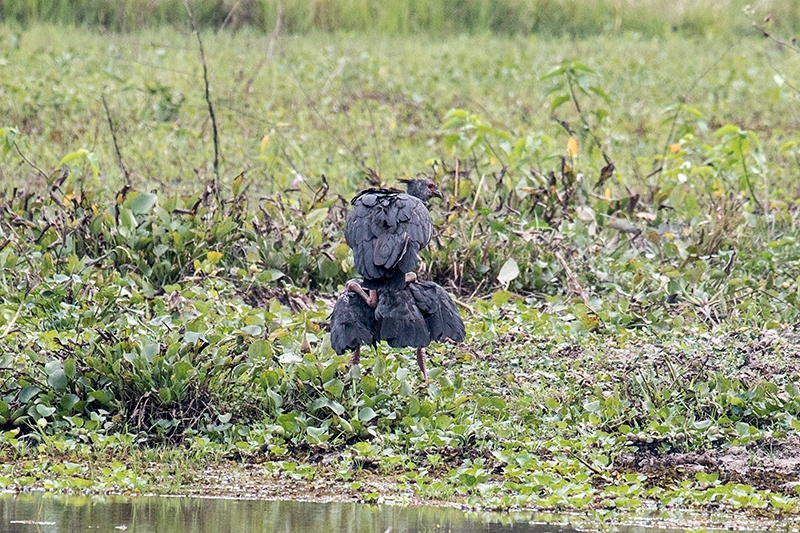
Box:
left=670, top=143, right=681, bottom=154
left=567, top=137, right=578, bottom=158
left=260, top=135, right=270, bottom=153
left=207, top=251, right=223, bottom=264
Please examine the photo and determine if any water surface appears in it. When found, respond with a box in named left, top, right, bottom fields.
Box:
left=0, top=492, right=780, bottom=533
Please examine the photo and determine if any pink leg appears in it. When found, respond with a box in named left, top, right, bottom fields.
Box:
left=347, top=345, right=361, bottom=369
left=345, top=281, right=377, bottom=308
left=416, top=347, right=428, bottom=380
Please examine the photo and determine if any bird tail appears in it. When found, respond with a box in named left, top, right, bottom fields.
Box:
left=375, top=288, right=430, bottom=348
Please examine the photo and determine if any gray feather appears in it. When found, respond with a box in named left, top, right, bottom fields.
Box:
left=330, top=283, right=377, bottom=355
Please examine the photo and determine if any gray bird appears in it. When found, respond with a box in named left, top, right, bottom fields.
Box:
left=330, top=279, right=465, bottom=380
left=330, top=279, right=377, bottom=368
left=344, top=179, right=442, bottom=307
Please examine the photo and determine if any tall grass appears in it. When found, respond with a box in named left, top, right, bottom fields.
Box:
left=1, top=0, right=797, bottom=36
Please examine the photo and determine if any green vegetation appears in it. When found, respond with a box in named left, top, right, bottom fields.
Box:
left=2, top=0, right=800, bottom=36
left=2, top=18, right=800, bottom=520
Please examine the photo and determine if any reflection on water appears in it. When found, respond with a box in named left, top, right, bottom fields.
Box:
left=0, top=492, right=779, bottom=533
left=0, top=493, right=576, bottom=533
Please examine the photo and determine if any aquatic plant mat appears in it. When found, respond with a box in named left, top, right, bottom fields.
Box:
left=3, top=16, right=800, bottom=525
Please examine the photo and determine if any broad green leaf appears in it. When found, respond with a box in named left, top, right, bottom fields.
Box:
left=359, top=407, right=377, bottom=422
left=47, top=369, right=68, bottom=391
left=18, top=386, right=39, bottom=404
left=550, top=94, right=570, bottom=112
left=492, top=290, right=512, bottom=306
left=306, top=208, right=329, bottom=227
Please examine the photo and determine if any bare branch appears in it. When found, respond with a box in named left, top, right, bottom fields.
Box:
left=13, top=143, right=48, bottom=182
left=219, top=0, right=243, bottom=32
left=102, top=95, right=131, bottom=185
left=184, top=0, right=221, bottom=193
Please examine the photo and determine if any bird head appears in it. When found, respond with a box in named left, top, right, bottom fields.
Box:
left=398, top=178, right=442, bottom=202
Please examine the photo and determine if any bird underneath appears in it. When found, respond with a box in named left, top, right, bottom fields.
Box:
left=344, top=178, right=442, bottom=308
left=330, top=278, right=465, bottom=380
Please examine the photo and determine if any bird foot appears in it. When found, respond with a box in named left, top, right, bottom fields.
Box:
left=345, top=281, right=378, bottom=308
left=404, top=272, right=418, bottom=283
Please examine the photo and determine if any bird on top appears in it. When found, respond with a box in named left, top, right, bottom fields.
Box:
left=344, top=178, right=441, bottom=307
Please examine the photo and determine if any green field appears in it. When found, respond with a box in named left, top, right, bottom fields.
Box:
left=2, top=0, right=799, bottom=36
left=3, top=16, right=800, bottom=519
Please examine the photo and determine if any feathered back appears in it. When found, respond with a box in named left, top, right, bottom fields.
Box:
left=344, top=188, right=433, bottom=290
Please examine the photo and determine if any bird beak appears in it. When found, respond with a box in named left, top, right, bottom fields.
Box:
left=433, top=189, right=443, bottom=199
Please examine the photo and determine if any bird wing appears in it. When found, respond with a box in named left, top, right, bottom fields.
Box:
left=330, top=289, right=377, bottom=355
left=409, top=281, right=466, bottom=343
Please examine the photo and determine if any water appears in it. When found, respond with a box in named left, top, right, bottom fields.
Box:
left=0, top=492, right=780, bottom=533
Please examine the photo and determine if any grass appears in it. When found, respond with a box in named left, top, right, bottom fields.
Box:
left=1, top=0, right=799, bottom=37
left=3, top=21, right=800, bottom=520
left=2, top=25, right=800, bottom=199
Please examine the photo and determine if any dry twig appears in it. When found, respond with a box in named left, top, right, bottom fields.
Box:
left=184, top=0, right=221, bottom=191
left=102, top=95, right=131, bottom=185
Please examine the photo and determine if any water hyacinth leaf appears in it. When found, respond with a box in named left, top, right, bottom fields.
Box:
left=248, top=339, right=268, bottom=358
left=407, top=397, right=420, bottom=416
left=359, top=407, right=377, bottom=422
left=322, top=363, right=338, bottom=384
left=307, top=426, right=328, bottom=442
left=36, top=404, right=56, bottom=418
left=374, top=354, right=387, bottom=377
left=61, top=394, right=80, bottom=412
left=18, top=386, right=39, bottom=404
left=88, top=390, right=109, bottom=405
left=120, top=209, right=137, bottom=230
left=158, top=387, right=172, bottom=403
left=306, top=208, right=329, bottom=227
left=311, top=398, right=344, bottom=416
left=141, top=343, right=159, bottom=360
left=173, top=361, right=192, bottom=380
left=361, top=375, right=377, bottom=395
left=64, top=359, right=76, bottom=379
left=131, top=193, right=158, bottom=215
left=47, top=369, right=68, bottom=391
left=435, top=414, right=452, bottom=430
left=185, top=331, right=204, bottom=344
left=242, top=325, right=263, bottom=337
left=735, top=421, right=750, bottom=436
left=266, top=388, right=282, bottom=408
left=324, top=379, right=344, bottom=398
left=279, top=352, right=304, bottom=365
